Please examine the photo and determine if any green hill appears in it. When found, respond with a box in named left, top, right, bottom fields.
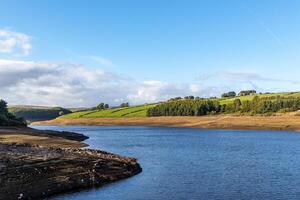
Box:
left=61, top=92, right=300, bottom=119
left=61, top=104, right=157, bottom=119
left=25, top=91, right=300, bottom=120
left=9, top=106, right=72, bottom=122
left=147, top=91, right=300, bottom=117
left=219, top=92, right=300, bottom=105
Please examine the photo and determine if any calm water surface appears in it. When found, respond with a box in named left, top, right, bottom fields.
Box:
left=33, top=126, right=300, bottom=200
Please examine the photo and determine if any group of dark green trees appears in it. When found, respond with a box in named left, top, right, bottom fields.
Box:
left=120, top=102, right=130, bottom=107
left=238, top=90, right=257, bottom=96
left=0, top=100, right=26, bottom=126
left=96, top=102, right=129, bottom=110
left=147, top=99, right=221, bottom=116
left=168, top=96, right=206, bottom=102
left=221, top=91, right=236, bottom=98
left=147, top=96, right=300, bottom=116
left=227, top=96, right=300, bottom=114
left=96, top=103, right=109, bottom=110
left=221, top=90, right=257, bottom=98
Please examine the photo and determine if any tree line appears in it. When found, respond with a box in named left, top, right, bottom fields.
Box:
left=147, top=96, right=300, bottom=116
left=225, top=96, right=300, bottom=114
left=147, top=99, right=221, bottom=116
left=221, top=90, right=257, bottom=98
left=95, top=102, right=129, bottom=110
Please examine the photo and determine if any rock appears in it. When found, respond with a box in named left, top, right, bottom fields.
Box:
left=0, top=143, right=142, bottom=200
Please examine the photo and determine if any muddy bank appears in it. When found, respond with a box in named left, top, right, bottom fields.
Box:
left=0, top=127, right=142, bottom=200
left=0, top=126, right=88, bottom=148
left=33, top=114, right=300, bottom=132
left=0, top=143, right=142, bottom=200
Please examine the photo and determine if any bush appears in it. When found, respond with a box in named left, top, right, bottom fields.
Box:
left=221, top=91, right=236, bottom=98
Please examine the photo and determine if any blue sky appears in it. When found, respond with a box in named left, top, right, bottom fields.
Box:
left=0, top=0, right=300, bottom=106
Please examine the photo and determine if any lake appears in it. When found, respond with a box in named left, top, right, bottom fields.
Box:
left=32, top=125, right=300, bottom=200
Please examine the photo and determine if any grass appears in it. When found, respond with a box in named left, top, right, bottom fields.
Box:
left=61, top=104, right=157, bottom=118
left=219, top=92, right=300, bottom=105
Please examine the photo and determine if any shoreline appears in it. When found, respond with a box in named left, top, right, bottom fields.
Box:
left=0, top=126, right=88, bottom=148
left=33, top=114, right=300, bottom=132
left=0, top=127, right=142, bottom=200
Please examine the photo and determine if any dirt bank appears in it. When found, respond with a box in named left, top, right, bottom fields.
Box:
left=0, top=126, right=88, bottom=148
left=0, top=143, right=141, bottom=200
left=0, top=127, right=142, bottom=200
left=33, top=114, right=300, bottom=132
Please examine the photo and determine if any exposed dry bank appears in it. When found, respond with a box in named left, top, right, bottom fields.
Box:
left=34, top=114, right=300, bottom=132
left=0, top=127, right=142, bottom=200
left=0, top=126, right=88, bottom=148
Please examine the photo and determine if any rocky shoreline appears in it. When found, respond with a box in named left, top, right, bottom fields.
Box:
left=0, top=127, right=142, bottom=200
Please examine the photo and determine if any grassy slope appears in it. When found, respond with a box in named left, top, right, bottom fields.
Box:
left=61, top=104, right=157, bottom=119
left=49, top=91, right=300, bottom=119
left=219, top=92, right=300, bottom=105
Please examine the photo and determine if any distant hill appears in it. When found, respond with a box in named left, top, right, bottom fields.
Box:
left=9, top=106, right=72, bottom=122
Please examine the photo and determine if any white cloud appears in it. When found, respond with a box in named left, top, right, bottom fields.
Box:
left=0, top=59, right=129, bottom=107
left=126, top=80, right=218, bottom=104
left=4, top=58, right=299, bottom=107
left=0, top=59, right=222, bottom=107
left=0, top=29, right=32, bottom=56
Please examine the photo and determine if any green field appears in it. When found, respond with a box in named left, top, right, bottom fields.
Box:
left=61, top=104, right=157, bottom=119
left=219, top=92, right=300, bottom=105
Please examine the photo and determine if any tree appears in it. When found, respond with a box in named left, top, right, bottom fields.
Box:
left=0, top=99, right=8, bottom=115
left=96, top=103, right=105, bottom=110
left=104, top=104, right=109, bottom=109
left=221, top=91, right=236, bottom=98
left=184, top=96, right=194, bottom=100
left=168, top=97, right=182, bottom=101
left=238, top=90, right=257, bottom=96
left=120, top=102, right=129, bottom=107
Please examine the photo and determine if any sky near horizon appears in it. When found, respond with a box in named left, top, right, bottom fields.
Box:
left=0, top=0, right=300, bottom=107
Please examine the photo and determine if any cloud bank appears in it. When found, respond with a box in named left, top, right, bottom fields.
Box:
left=0, top=59, right=213, bottom=107
left=1, top=58, right=298, bottom=107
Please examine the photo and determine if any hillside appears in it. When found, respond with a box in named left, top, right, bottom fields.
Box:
left=9, top=106, right=71, bottom=122
left=219, top=91, right=300, bottom=104
left=148, top=91, right=300, bottom=117
left=57, top=92, right=300, bottom=119
left=61, top=104, right=157, bottom=119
